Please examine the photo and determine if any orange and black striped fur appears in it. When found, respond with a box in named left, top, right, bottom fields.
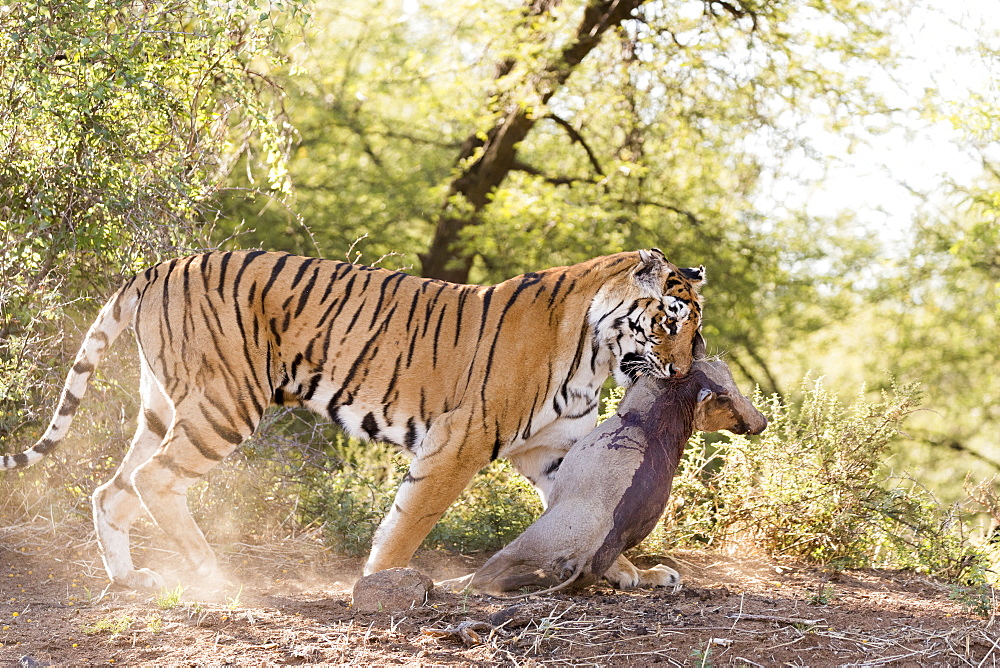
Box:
left=2, top=249, right=705, bottom=590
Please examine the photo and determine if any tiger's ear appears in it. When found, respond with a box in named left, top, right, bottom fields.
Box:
left=634, top=249, right=671, bottom=293
left=680, top=265, right=706, bottom=290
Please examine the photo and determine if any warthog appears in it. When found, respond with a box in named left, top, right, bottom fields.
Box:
left=466, top=357, right=767, bottom=596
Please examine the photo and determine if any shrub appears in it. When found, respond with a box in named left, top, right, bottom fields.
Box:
left=641, top=376, right=990, bottom=582
left=426, top=460, right=542, bottom=553
left=294, top=433, right=542, bottom=556
left=294, top=436, right=403, bottom=557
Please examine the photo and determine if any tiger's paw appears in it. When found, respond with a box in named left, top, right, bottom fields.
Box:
left=637, top=564, right=680, bottom=589
left=603, top=557, right=641, bottom=589
left=113, top=567, right=166, bottom=591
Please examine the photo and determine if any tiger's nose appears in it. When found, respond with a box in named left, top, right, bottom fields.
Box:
left=667, top=363, right=677, bottom=376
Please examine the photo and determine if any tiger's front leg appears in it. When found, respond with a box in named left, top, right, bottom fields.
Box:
left=506, top=412, right=598, bottom=509
left=364, top=415, right=493, bottom=575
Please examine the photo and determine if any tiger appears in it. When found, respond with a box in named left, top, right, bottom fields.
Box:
left=2, top=248, right=705, bottom=591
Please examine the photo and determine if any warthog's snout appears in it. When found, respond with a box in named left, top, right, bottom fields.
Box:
left=731, top=412, right=767, bottom=435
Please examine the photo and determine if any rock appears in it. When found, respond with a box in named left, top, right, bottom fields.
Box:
left=19, top=657, right=50, bottom=668
left=352, top=568, right=433, bottom=612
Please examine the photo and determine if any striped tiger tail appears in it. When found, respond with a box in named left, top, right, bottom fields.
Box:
left=2, top=275, right=145, bottom=470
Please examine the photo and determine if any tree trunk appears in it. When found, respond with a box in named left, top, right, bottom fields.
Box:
left=419, top=0, right=646, bottom=282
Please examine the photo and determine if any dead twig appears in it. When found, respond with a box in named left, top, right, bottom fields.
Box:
left=726, top=613, right=824, bottom=627
left=422, top=620, right=493, bottom=646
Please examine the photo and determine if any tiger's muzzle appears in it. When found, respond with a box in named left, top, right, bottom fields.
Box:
left=619, top=353, right=677, bottom=384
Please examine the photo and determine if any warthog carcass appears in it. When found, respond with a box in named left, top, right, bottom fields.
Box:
left=467, top=358, right=767, bottom=596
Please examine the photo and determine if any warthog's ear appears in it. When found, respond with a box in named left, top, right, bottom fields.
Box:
left=698, top=387, right=733, bottom=408
left=693, top=330, right=706, bottom=360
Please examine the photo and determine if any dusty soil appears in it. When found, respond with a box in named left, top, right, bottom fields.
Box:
left=2, top=536, right=998, bottom=667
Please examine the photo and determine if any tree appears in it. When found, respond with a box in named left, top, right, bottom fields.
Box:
left=219, top=0, right=904, bottom=394
left=875, top=164, right=1000, bottom=472
left=0, top=0, right=302, bottom=438
left=776, top=16, right=1000, bottom=486
left=420, top=0, right=649, bottom=282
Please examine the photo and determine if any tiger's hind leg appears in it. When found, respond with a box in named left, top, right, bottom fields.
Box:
left=92, top=360, right=174, bottom=590
left=129, top=394, right=259, bottom=588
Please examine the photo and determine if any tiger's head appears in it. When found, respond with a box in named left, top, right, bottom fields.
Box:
left=590, top=249, right=705, bottom=386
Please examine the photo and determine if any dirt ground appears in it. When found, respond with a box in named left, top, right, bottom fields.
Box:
left=2, top=535, right=999, bottom=667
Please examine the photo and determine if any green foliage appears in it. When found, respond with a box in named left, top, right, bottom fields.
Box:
left=146, top=613, right=165, bottom=634
left=598, top=385, right=626, bottom=423
left=691, top=643, right=714, bottom=668
left=948, top=584, right=996, bottom=618
left=427, top=460, right=542, bottom=553
left=295, top=437, right=403, bottom=556
left=82, top=614, right=135, bottom=636
left=294, top=433, right=541, bottom=556
left=872, top=188, right=1000, bottom=480
left=0, top=0, right=303, bottom=450
left=641, top=377, right=989, bottom=582
left=218, top=0, right=496, bottom=259
left=154, top=585, right=185, bottom=611
left=807, top=584, right=836, bottom=606
left=820, top=17, right=1000, bottom=488
left=0, top=349, right=145, bottom=526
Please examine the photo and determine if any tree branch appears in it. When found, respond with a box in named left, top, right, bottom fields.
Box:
left=511, top=159, right=594, bottom=186
left=722, top=349, right=763, bottom=391
left=727, top=341, right=781, bottom=398
left=543, top=113, right=605, bottom=177
left=740, top=342, right=782, bottom=398
left=917, top=434, right=1000, bottom=471
left=421, top=0, right=648, bottom=281
left=980, top=153, right=1000, bottom=183
left=704, top=0, right=759, bottom=32
left=616, top=197, right=707, bottom=228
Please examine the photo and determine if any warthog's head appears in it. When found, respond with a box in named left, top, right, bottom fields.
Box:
left=617, top=354, right=767, bottom=436
left=690, top=358, right=767, bottom=435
